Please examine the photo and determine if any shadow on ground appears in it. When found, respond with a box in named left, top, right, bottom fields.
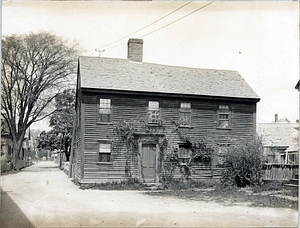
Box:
left=0, top=191, right=35, bottom=228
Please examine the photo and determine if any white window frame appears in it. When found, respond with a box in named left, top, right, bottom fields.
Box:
left=98, top=142, right=112, bottom=163
left=98, top=98, right=112, bottom=123
left=148, top=101, right=160, bottom=124
left=218, top=105, right=231, bottom=129
left=179, top=102, right=192, bottom=127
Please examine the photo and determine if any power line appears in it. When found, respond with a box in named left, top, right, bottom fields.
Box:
left=104, top=1, right=214, bottom=52
left=95, top=1, right=192, bottom=50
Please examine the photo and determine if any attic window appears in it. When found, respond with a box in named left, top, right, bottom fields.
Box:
left=99, top=99, right=111, bottom=122
left=179, top=102, right=192, bottom=127
left=218, top=105, right=231, bottom=129
left=148, top=101, right=160, bottom=124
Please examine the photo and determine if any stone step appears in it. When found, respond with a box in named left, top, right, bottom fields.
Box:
left=142, top=182, right=163, bottom=190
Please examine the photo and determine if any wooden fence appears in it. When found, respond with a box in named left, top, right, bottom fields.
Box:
left=262, top=163, right=298, bottom=180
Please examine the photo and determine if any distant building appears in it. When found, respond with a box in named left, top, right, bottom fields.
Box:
left=257, top=114, right=299, bottom=164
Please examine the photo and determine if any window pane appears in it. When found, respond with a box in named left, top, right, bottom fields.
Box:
left=100, top=99, right=111, bottom=108
left=99, top=108, right=111, bottom=114
left=219, top=120, right=229, bottom=128
left=99, top=114, right=111, bottom=122
left=179, top=146, right=191, bottom=158
left=180, top=103, right=191, bottom=109
left=99, top=143, right=111, bottom=153
left=149, top=101, right=159, bottom=110
left=219, top=105, right=229, bottom=113
left=99, top=153, right=111, bottom=162
left=148, top=110, right=160, bottom=123
left=219, top=114, right=229, bottom=120
left=179, top=112, right=191, bottom=126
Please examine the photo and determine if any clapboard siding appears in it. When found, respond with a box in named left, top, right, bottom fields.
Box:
left=76, top=91, right=257, bottom=183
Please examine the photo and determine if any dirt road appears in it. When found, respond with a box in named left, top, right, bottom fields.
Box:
left=0, top=161, right=298, bottom=227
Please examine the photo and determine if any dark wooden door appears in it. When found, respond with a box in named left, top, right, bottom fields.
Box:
left=141, top=144, right=156, bottom=182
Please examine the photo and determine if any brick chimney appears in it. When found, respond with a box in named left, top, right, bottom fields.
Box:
left=127, top=38, right=143, bottom=62
left=275, top=113, right=278, bottom=122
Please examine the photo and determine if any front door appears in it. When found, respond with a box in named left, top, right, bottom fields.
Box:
left=141, top=144, right=156, bottom=182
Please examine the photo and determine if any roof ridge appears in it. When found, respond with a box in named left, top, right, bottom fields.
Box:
left=79, top=55, right=240, bottom=73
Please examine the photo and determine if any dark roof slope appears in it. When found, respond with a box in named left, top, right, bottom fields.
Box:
left=79, top=56, right=260, bottom=100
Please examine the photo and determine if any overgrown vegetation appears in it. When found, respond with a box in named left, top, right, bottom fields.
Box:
left=221, top=138, right=264, bottom=187
left=73, top=178, right=145, bottom=190
left=163, top=136, right=215, bottom=181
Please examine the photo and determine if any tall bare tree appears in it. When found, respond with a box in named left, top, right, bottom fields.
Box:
left=1, top=31, right=80, bottom=170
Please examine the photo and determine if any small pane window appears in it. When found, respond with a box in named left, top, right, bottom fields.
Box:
left=99, top=99, right=111, bottom=122
left=179, top=102, right=192, bottom=127
left=218, top=105, right=230, bottom=128
left=180, top=103, right=191, bottom=109
left=149, top=101, right=159, bottom=110
left=148, top=101, right=160, bottom=124
left=99, top=143, right=111, bottom=163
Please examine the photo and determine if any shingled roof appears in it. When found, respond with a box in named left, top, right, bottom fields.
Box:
left=257, top=123, right=299, bottom=152
left=78, top=56, right=260, bottom=100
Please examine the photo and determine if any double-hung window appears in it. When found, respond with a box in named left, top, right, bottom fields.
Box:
left=218, top=105, right=230, bottom=129
left=99, top=143, right=111, bottom=163
left=148, top=101, right=160, bottom=124
left=99, top=98, right=111, bottom=123
left=179, top=102, right=192, bottom=127
left=179, top=144, right=191, bottom=165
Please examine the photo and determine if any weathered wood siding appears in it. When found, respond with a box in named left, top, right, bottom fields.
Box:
left=73, top=90, right=83, bottom=182
left=79, top=92, right=257, bottom=183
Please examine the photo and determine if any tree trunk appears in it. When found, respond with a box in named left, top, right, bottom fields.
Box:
left=12, top=138, right=23, bottom=170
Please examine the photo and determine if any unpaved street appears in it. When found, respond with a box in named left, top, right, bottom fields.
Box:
left=0, top=161, right=298, bottom=227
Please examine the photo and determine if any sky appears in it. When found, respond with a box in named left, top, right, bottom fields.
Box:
left=2, top=1, right=299, bottom=130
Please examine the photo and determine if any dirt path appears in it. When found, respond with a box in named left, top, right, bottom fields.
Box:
left=1, top=161, right=298, bottom=227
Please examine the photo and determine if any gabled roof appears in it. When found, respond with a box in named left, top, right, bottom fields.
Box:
left=78, top=56, right=260, bottom=101
left=257, top=123, right=299, bottom=152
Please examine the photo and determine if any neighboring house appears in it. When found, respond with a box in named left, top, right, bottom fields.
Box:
left=1, top=119, right=31, bottom=172
left=72, top=38, right=260, bottom=184
left=1, top=119, right=13, bottom=172
left=257, top=115, right=299, bottom=164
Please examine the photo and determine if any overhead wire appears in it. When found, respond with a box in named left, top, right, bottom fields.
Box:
left=104, top=1, right=215, bottom=52
left=95, top=1, right=193, bottom=51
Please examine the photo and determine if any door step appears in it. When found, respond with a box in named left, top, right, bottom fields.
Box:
left=142, top=183, right=164, bottom=190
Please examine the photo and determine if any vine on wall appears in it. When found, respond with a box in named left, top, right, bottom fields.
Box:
left=112, top=118, right=216, bottom=182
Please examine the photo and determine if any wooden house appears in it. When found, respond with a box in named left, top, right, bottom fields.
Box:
left=257, top=115, right=299, bottom=164
left=72, top=38, right=260, bottom=184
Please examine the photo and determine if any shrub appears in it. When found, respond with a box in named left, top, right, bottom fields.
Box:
left=221, top=138, right=264, bottom=187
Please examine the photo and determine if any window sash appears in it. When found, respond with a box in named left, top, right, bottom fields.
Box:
left=218, top=105, right=230, bottom=128
left=148, top=101, right=159, bottom=110
left=148, top=110, right=160, bottom=123
left=179, top=146, right=191, bottom=159
left=179, top=111, right=192, bottom=126
left=99, top=98, right=111, bottom=122
left=180, top=102, right=191, bottom=109
left=99, top=143, right=111, bottom=162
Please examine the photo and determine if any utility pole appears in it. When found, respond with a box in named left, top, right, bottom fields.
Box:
left=95, top=49, right=105, bottom=57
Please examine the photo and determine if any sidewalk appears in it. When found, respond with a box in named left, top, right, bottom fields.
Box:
left=1, top=161, right=298, bottom=227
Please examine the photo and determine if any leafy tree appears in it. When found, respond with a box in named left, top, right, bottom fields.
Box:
left=1, top=31, right=80, bottom=169
left=49, top=89, right=75, bottom=161
left=36, top=89, right=75, bottom=161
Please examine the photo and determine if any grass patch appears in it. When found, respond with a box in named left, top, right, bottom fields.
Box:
left=74, top=179, right=146, bottom=190
left=145, top=182, right=298, bottom=210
